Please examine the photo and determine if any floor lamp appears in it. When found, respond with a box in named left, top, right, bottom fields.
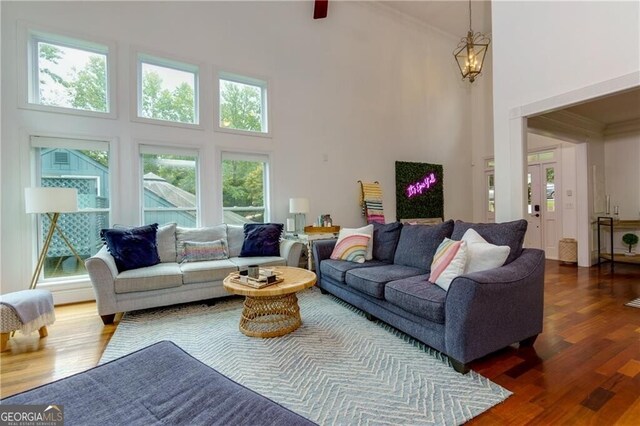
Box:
left=25, top=187, right=82, bottom=290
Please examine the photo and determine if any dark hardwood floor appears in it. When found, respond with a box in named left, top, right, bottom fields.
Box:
left=1, top=260, right=638, bottom=424
left=470, top=260, right=640, bottom=424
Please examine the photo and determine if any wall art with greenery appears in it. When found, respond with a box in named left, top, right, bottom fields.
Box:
left=395, top=161, right=444, bottom=220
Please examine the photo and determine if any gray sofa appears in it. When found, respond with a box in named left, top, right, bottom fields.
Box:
left=86, top=223, right=303, bottom=324
left=312, top=219, right=545, bottom=374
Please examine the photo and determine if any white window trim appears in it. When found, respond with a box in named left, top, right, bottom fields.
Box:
left=139, top=143, right=201, bottom=227
left=219, top=150, right=272, bottom=222
left=29, top=135, right=113, bottom=285
left=17, top=21, right=117, bottom=119
left=130, top=47, right=204, bottom=130
left=214, top=69, right=272, bottom=138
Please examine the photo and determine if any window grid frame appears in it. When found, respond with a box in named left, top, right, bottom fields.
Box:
left=220, top=151, right=271, bottom=224
left=215, top=70, right=271, bottom=138
left=19, top=23, right=117, bottom=119
left=30, top=138, right=112, bottom=284
left=134, top=51, right=202, bottom=128
left=139, top=145, right=201, bottom=228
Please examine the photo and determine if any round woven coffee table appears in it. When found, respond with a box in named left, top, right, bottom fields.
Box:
left=223, top=266, right=317, bottom=338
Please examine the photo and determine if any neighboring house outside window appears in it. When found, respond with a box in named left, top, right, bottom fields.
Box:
left=141, top=147, right=199, bottom=227
left=32, top=137, right=111, bottom=281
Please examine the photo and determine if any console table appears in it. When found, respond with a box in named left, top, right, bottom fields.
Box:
left=284, top=232, right=338, bottom=270
left=596, top=218, right=640, bottom=271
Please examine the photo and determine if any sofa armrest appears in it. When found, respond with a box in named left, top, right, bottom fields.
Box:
left=312, top=239, right=337, bottom=282
left=85, top=246, right=119, bottom=316
left=280, top=239, right=304, bottom=267
left=444, top=248, right=545, bottom=364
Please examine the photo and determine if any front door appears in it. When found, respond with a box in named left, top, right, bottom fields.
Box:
left=524, top=162, right=561, bottom=257
left=525, top=165, right=543, bottom=249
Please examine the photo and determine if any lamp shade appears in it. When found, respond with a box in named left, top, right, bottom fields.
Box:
left=289, top=197, right=309, bottom=214
left=25, top=187, right=78, bottom=214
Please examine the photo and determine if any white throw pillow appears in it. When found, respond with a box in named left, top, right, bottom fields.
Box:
left=429, top=238, right=468, bottom=291
left=336, top=224, right=374, bottom=260
left=461, top=228, right=510, bottom=274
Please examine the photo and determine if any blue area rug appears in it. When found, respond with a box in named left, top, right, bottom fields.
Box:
left=102, top=288, right=511, bottom=425
left=4, top=341, right=312, bottom=425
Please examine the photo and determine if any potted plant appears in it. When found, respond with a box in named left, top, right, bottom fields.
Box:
left=622, top=233, right=639, bottom=256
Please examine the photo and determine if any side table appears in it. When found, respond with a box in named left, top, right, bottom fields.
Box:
left=284, top=232, right=338, bottom=270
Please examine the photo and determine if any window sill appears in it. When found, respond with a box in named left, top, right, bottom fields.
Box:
left=18, top=102, right=117, bottom=120
left=36, top=277, right=95, bottom=305
left=131, top=115, right=204, bottom=131
left=214, top=125, right=272, bottom=139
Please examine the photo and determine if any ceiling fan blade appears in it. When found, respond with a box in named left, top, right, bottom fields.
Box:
left=314, top=0, right=328, bottom=19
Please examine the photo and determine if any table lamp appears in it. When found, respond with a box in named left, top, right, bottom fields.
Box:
left=25, top=187, right=82, bottom=289
left=289, top=198, right=309, bottom=234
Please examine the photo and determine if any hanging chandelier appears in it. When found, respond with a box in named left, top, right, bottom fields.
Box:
left=453, top=0, right=490, bottom=83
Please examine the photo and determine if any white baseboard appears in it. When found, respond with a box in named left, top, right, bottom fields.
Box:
left=37, top=280, right=96, bottom=305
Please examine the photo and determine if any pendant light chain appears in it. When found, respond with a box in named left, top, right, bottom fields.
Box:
left=468, top=0, right=472, bottom=32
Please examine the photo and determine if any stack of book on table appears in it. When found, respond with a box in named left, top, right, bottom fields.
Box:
left=229, top=269, right=283, bottom=289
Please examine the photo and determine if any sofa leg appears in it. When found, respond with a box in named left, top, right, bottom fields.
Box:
left=100, top=314, right=116, bottom=325
left=319, top=288, right=328, bottom=295
left=450, top=358, right=470, bottom=374
left=520, top=334, right=538, bottom=347
left=364, top=312, right=377, bottom=322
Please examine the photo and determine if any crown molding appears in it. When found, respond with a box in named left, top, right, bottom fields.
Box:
left=604, top=118, right=640, bottom=138
left=528, top=110, right=605, bottom=142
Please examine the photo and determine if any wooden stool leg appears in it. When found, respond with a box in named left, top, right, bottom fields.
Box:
left=1, top=332, right=9, bottom=351
left=38, top=326, right=48, bottom=338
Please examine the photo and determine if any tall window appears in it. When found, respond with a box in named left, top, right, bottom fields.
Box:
left=27, top=29, right=112, bottom=114
left=31, top=136, right=110, bottom=280
left=218, top=72, right=269, bottom=135
left=221, top=153, right=270, bottom=223
left=141, top=147, right=198, bottom=227
left=137, top=54, right=199, bottom=125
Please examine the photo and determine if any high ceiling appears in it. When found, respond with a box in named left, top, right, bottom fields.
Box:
left=378, top=1, right=639, bottom=130
left=379, top=0, right=492, bottom=37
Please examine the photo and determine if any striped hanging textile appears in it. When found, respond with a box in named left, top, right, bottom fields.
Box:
left=359, top=181, right=385, bottom=224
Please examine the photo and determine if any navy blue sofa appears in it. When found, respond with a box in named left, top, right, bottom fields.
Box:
left=312, top=219, right=545, bottom=374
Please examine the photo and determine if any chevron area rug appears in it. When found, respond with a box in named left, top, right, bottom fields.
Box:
left=101, top=288, right=510, bottom=425
left=625, top=297, right=640, bottom=308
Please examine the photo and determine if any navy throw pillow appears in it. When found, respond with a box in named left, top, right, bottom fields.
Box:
left=393, top=220, right=454, bottom=270
left=372, top=222, right=403, bottom=263
left=101, top=223, right=161, bottom=272
left=450, top=219, right=528, bottom=265
left=240, top=223, right=284, bottom=257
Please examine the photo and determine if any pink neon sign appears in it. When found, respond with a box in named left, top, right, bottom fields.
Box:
left=406, top=173, right=437, bottom=198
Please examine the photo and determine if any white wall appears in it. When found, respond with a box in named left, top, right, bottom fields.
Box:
left=605, top=131, right=640, bottom=220
left=471, top=53, right=494, bottom=222
left=604, top=130, right=640, bottom=253
left=492, top=1, right=640, bottom=221
left=1, top=1, right=476, bottom=299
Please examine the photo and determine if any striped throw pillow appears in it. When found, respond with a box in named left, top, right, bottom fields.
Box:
left=330, top=233, right=371, bottom=263
left=429, top=238, right=468, bottom=291
left=182, top=239, right=228, bottom=263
